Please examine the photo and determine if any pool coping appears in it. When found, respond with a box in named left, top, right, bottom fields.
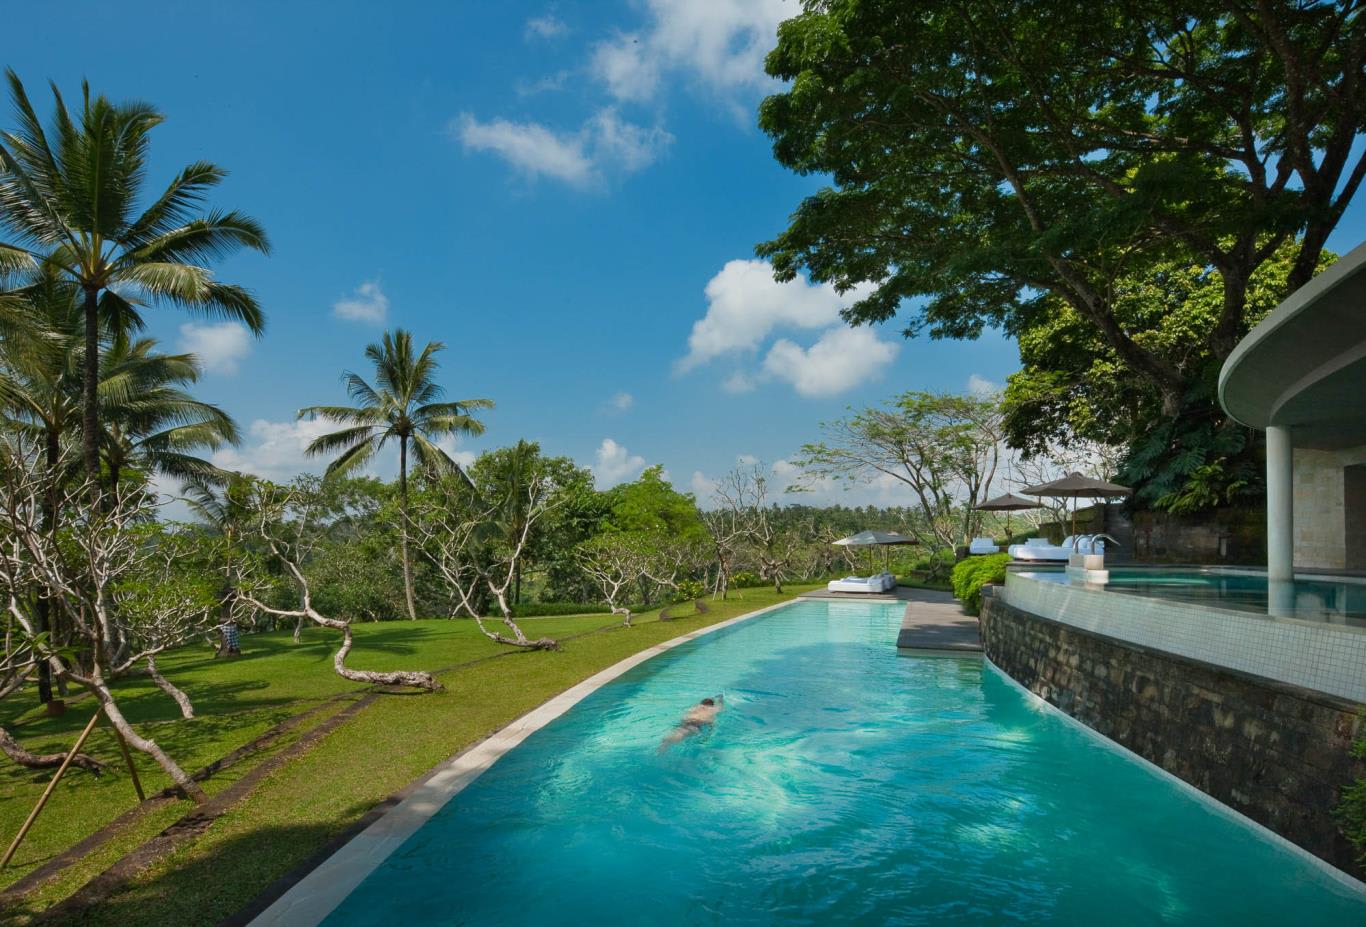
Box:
left=985, top=655, right=1366, bottom=896
left=245, top=598, right=800, bottom=927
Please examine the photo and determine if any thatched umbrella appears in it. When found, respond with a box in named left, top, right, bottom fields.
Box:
left=974, top=492, right=1040, bottom=536
left=1020, top=473, right=1132, bottom=537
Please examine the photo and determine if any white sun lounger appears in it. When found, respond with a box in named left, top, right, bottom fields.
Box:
left=827, top=572, right=896, bottom=593
left=1007, top=536, right=1104, bottom=562
left=968, top=537, right=1000, bottom=555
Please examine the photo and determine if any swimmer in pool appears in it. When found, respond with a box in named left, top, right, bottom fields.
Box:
left=658, top=695, right=724, bottom=752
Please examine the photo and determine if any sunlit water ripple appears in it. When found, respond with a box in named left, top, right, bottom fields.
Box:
left=323, top=599, right=1366, bottom=926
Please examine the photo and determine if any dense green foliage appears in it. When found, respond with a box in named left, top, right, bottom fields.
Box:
left=1004, top=245, right=1335, bottom=508
left=1338, top=714, right=1366, bottom=865
left=759, top=1, right=1366, bottom=507
left=950, top=553, right=1011, bottom=615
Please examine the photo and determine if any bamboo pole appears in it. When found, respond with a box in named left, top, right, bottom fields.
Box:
left=1, top=710, right=101, bottom=868
left=108, top=722, right=145, bottom=802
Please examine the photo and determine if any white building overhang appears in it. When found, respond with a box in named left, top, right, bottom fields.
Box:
left=1219, top=241, right=1366, bottom=451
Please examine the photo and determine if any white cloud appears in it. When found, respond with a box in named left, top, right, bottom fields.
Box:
left=678, top=259, right=868, bottom=372
left=455, top=109, right=671, bottom=188
left=591, top=0, right=791, bottom=104
left=525, top=13, right=568, bottom=40
left=434, top=436, right=478, bottom=471
left=722, top=371, right=756, bottom=394
left=736, top=453, right=759, bottom=466
left=590, top=438, right=646, bottom=487
left=333, top=280, right=389, bottom=324
left=608, top=391, right=634, bottom=411
left=689, top=469, right=717, bottom=499
left=967, top=373, right=1001, bottom=397
left=762, top=326, right=899, bottom=397
left=209, top=418, right=481, bottom=484
left=591, top=32, right=660, bottom=103
left=211, top=417, right=337, bottom=482
left=588, top=109, right=671, bottom=172
left=516, top=70, right=572, bottom=96
left=178, top=322, right=251, bottom=375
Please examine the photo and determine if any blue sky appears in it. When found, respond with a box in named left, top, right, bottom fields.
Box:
left=7, top=2, right=1365, bottom=506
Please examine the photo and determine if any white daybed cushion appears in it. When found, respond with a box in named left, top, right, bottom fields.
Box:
left=828, top=576, right=880, bottom=593
left=969, top=538, right=1000, bottom=554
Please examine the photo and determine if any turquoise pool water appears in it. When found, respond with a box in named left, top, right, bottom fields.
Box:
left=1031, top=568, right=1366, bottom=626
left=323, top=599, right=1366, bottom=926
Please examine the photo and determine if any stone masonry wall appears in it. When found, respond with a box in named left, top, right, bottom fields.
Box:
left=979, top=594, right=1365, bottom=877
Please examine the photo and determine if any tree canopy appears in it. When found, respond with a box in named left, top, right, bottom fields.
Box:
left=759, top=1, right=1366, bottom=415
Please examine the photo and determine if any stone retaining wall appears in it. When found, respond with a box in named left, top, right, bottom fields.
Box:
left=979, top=593, right=1365, bottom=877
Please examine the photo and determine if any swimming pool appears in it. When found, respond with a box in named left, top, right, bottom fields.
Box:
left=319, top=599, right=1365, bottom=926
left=1031, top=567, right=1366, bottom=626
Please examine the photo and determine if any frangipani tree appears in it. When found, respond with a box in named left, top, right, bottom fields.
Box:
left=577, top=533, right=652, bottom=627
left=0, top=437, right=204, bottom=796
left=300, top=330, right=491, bottom=620
left=231, top=476, right=443, bottom=690
left=412, top=471, right=558, bottom=650
left=791, top=392, right=1004, bottom=559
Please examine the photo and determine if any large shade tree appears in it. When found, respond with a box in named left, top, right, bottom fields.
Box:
left=300, top=329, right=492, bottom=619
left=790, top=391, right=1005, bottom=558
left=759, top=1, right=1366, bottom=497
left=0, top=70, right=268, bottom=483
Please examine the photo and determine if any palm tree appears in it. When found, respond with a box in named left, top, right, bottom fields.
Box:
left=0, top=70, right=268, bottom=484
left=0, top=280, right=237, bottom=489
left=1, top=273, right=238, bottom=709
left=300, top=330, right=492, bottom=620
left=96, top=334, right=238, bottom=488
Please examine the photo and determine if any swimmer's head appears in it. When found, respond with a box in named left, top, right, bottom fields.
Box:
left=701, top=698, right=715, bottom=706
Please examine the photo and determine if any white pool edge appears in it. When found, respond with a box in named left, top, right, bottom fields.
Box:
left=247, top=599, right=799, bottom=927
left=984, top=655, right=1366, bottom=896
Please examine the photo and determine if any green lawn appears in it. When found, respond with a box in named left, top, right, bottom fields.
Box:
left=0, top=586, right=814, bottom=925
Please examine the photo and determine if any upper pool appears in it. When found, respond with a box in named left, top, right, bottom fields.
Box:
left=321, top=599, right=1365, bottom=926
left=1030, top=567, right=1366, bottom=627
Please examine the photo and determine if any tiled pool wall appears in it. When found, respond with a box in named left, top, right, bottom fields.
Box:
left=1001, top=571, right=1366, bottom=702
left=979, top=595, right=1366, bottom=876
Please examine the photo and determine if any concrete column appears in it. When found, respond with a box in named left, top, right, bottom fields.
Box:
left=1266, top=425, right=1294, bottom=583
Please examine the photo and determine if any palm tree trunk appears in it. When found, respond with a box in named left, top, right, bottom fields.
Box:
left=81, top=285, right=101, bottom=485
left=399, top=436, right=417, bottom=620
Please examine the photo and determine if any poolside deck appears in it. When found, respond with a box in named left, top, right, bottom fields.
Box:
left=894, top=588, right=982, bottom=654
left=800, top=586, right=983, bottom=653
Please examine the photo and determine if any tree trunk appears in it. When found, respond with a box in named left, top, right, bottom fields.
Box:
left=81, top=285, right=101, bottom=484
left=332, top=623, right=441, bottom=689
left=469, top=588, right=558, bottom=650
left=0, top=725, right=104, bottom=774
left=52, top=657, right=204, bottom=801
left=146, top=656, right=194, bottom=719
left=399, top=436, right=417, bottom=620
left=35, top=427, right=60, bottom=705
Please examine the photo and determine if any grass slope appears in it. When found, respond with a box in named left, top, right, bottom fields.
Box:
left=1, top=587, right=813, bottom=925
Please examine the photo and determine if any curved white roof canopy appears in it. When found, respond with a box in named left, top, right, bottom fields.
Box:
left=1219, top=241, right=1366, bottom=450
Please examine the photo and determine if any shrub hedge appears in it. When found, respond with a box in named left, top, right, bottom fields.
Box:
left=950, top=553, right=1011, bottom=615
